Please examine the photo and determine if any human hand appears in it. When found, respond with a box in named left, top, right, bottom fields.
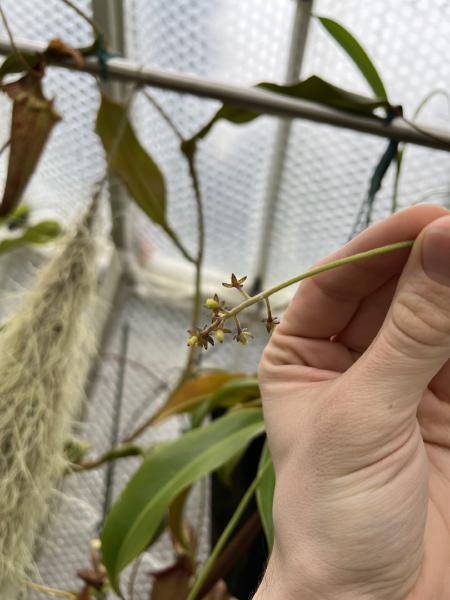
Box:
left=254, top=205, right=450, bottom=600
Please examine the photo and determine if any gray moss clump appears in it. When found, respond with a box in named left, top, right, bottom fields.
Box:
left=0, top=203, right=97, bottom=598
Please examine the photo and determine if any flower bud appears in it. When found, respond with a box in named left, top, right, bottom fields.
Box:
left=205, top=298, right=220, bottom=310
left=187, top=335, right=199, bottom=347
left=215, top=329, right=225, bottom=343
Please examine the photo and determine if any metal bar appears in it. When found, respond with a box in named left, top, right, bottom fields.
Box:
left=252, top=0, right=314, bottom=292
left=101, top=321, right=130, bottom=525
left=0, top=37, right=450, bottom=151
left=91, top=0, right=129, bottom=250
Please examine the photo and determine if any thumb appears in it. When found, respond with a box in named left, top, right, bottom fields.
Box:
left=356, top=214, right=450, bottom=409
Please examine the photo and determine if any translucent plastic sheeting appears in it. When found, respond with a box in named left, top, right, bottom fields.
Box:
left=0, top=1, right=448, bottom=598
left=126, top=0, right=450, bottom=287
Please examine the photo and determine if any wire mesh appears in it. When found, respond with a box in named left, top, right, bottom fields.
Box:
left=0, top=0, right=108, bottom=228
left=265, top=0, right=450, bottom=286
left=0, top=0, right=448, bottom=598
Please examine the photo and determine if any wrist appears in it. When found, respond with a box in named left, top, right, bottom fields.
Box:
left=252, top=549, right=403, bottom=600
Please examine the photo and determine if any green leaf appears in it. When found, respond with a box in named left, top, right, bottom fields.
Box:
left=0, top=204, right=30, bottom=229
left=0, top=53, right=40, bottom=81
left=150, top=371, right=245, bottom=425
left=190, top=75, right=391, bottom=144
left=256, top=443, right=275, bottom=550
left=317, top=16, right=388, bottom=101
left=216, top=445, right=247, bottom=487
left=392, top=89, right=450, bottom=214
left=191, top=377, right=260, bottom=427
left=0, top=220, right=61, bottom=255
left=96, top=92, right=194, bottom=261
left=96, top=92, right=167, bottom=227
left=412, top=88, right=450, bottom=121
left=101, top=408, right=265, bottom=594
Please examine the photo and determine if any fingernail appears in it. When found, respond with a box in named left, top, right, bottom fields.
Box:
left=422, top=216, right=450, bottom=286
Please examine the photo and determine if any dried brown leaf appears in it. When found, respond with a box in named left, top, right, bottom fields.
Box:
left=46, top=38, right=85, bottom=67
left=0, top=75, right=60, bottom=216
left=150, top=371, right=243, bottom=425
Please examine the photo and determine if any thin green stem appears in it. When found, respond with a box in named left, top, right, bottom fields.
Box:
left=26, top=581, right=77, bottom=599
left=187, top=461, right=271, bottom=600
left=238, top=287, right=252, bottom=300
left=125, top=92, right=206, bottom=445
left=142, top=90, right=184, bottom=142
left=0, top=137, right=10, bottom=160
left=183, top=149, right=205, bottom=375
left=0, top=4, right=33, bottom=75
left=141, top=92, right=197, bottom=269
left=59, top=0, right=101, bottom=36
left=198, top=240, right=415, bottom=342
left=225, top=240, right=414, bottom=319
left=391, top=89, right=450, bottom=216
left=391, top=147, right=404, bottom=214
left=166, top=225, right=196, bottom=264
left=142, top=90, right=205, bottom=375
left=412, top=89, right=450, bottom=121
left=72, top=442, right=143, bottom=472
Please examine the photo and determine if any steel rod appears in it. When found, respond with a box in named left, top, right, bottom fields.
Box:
left=92, top=0, right=129, bottom=251
left=0, top=37, right=450, bottom=151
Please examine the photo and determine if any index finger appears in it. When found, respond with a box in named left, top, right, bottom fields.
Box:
left=278, top=204, right=448, bottom=340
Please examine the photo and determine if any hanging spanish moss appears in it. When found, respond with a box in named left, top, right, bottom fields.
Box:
left=0, top=198, right=98, bottom=598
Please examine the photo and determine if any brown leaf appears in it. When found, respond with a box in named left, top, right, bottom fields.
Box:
left=76, top=586, right=92, bottom=600
left=150, top=555, right=193, bottom=600
left=96, top=92, right=167, bottom=229
left=77, top=568, right=106, bottom=590
left=0, top=75, right=60, bottom=216
left=168, top=488, right=197, bottom=558
left=150, top=372, right=243, bottom=425
left=46, top=38, right=85, bottom=67
left=202, top=580, right=230, bottom=600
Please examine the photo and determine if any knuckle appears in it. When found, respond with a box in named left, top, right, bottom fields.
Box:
left=386, top=286, right=450, bottom=357
left=258, top=340, right=277, bottom=382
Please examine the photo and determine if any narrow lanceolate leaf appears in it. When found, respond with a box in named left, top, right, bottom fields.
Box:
left=96, top=92, right=167, bottom=229
left=101, top=409, right=265, bottom=594
left=191, top=377, right=260, bottom=427
left=150, top=371, right=244, bottom=425
left=0, top=221, right=61, bottom=255
left=190, top=75, right=392, bottom=143
left=256, top=442, right=275, bottom=550
left=317, top=16, right=388, bottom=101
left=0, top=75, right=61, bottom=217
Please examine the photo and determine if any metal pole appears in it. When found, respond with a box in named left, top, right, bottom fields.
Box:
left=0, top=38, right=449, bottom=151
left=252, top=0, right=314, bottom=292
left=91, top=0, right=129, bottom=249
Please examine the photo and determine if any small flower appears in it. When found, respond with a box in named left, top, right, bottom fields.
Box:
left=234, top=328, right=254, bottom=346
left=188, top=328, right=215, bottom=350
left=262, top=315, right=280, bottom=333
left=222, top=273, right=247, bottom=289
left=187, top=335, right=199, bottom=347
left=215, top=329, right=225, bottom=343
left=205, top=297, right=220, bottom=310
left=198, top=332, right=215, bottom=349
